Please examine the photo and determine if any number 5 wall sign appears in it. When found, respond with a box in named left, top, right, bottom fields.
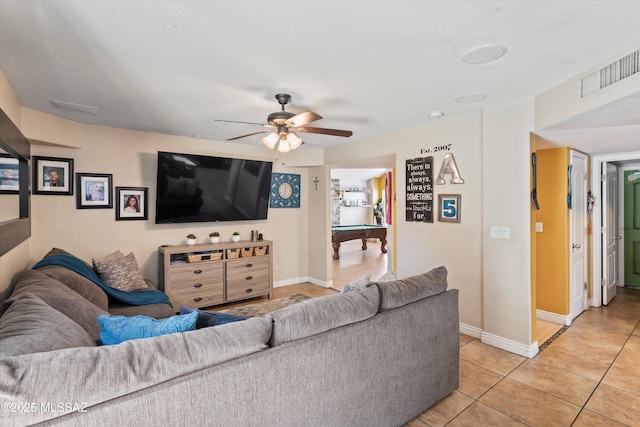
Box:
left=438, top=194, right=461, bottom=223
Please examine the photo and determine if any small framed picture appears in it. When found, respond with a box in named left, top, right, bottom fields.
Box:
left=76, top=173, right=113, bottom=209
left=33, top=156, right=74, bottom=195
left=0, top=154, right=19, bottom=193
left=116, top=187, right=148, bottom=221
left=438, top=194, right=461, bottom=223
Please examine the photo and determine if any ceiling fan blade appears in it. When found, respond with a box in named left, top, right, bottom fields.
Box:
left=296, top=126, right=353, bottom=137
left=226, top=130, right=271, bottom=141
left=215, top=119, right=270, bottom=127
left=285, top=111, right=323, bottom=128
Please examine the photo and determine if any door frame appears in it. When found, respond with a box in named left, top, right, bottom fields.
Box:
left=591, top=151, right=640, bottom=307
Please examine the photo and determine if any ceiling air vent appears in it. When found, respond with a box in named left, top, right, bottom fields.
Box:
left=580, top=49, right=639, bottom=98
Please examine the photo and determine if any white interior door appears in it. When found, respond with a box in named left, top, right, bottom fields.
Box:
left=570, top=151, right=588, bottom=320
left=602, top=162, right=618, bottom=304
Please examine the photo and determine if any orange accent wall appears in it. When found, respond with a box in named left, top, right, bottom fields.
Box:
left=535, top=147, right=570, bottom=315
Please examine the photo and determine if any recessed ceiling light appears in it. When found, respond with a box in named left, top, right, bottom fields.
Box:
left=454, top=93, right=487, bottom=104
left=50, top=100, right=99, bottom=114
left=461, top=44, right=507, bottom=64
left=429, top=111, right=445, bottom=118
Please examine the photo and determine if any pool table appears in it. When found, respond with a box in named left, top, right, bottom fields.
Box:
left=331, top=224, right=387, bottom=260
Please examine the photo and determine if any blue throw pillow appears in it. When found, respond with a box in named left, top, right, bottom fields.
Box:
left=97, top=311, right=198, bottom=345
left=180, top=306, right=248, bottom=329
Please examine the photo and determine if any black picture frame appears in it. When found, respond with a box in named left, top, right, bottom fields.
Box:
left=116, top=187, right=148, bottom=221
left=76, top=173, right=113, bottom=209
left=33, top=156, right=74, bottom=195
left=0, top=153, right=19, bottom=194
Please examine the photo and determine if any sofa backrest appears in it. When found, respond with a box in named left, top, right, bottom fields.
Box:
left=267, top=283, right=379, bottom=347
left=373, top=265, right=448, bottom=312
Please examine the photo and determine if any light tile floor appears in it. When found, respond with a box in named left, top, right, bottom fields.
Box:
left=407, top=287, right=640, bottom=427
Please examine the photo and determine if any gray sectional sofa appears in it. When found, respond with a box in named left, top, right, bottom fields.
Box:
left=0, top=249, right=459, bottom=427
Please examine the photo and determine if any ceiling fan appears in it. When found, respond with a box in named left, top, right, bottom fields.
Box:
left=215, top=93, right=353, bottom=152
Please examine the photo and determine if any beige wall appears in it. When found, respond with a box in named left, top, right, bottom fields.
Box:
left=18, top=108, right=312, bottom=288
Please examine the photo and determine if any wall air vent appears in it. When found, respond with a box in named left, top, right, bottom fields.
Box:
left=580, top=49, right=639, bottom=98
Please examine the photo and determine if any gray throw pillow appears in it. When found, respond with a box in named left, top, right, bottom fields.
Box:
left=341, top=273, right=371, bottom=293
left=373, top=266, right=448, bottom=312
left=92, top=252, right=148, bottom=292
left=0, top=294, right=96, bottom=357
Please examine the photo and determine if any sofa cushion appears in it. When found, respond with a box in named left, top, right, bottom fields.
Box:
left=373, top=266, right=448, bottom=312
left=7, top=270, right=108, bottom=341
left=37, top=265, right=109, bottom=311
left=108, top=302, right=176, bottom=319
left=92, top=252, right=149, bottom=292
left=0, top=294, right=96, bottom=357
left=180, top=306, right=248, bottom=328
left=97, top=311, right=198, bottom=345
left=267, top=284, right=379, bottom=347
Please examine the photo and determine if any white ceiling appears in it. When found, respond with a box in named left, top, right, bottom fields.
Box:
left=1, top=1, right=639, bottom=156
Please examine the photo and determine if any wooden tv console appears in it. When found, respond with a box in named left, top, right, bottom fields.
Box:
left=158, top=240, right=273, bottom=310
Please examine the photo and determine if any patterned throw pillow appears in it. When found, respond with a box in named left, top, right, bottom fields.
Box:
left=92, top=252, right=149, bottom=292
left=341, top=273, right=371, bottom=293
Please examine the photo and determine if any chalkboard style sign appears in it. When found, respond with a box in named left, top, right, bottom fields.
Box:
left=406, top=156, right=434, bottom=222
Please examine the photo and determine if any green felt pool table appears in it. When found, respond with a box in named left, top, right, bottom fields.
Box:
left=331, top=224, right=387, bottom=260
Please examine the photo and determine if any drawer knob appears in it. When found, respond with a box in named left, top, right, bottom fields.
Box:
left=245, top=288, right=253, bottom=293
left=245, top=276, right=253, bottom=281
left=194, top=283, right=202, bottom=288
left=245, top=263, right=252, bottom=268
left=194, top=269, right=202, bottom=275
left=194, top=297, right=203, bottom=302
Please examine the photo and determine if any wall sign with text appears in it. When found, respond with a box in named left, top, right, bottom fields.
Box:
left=405, top=156, right=433, bottom=223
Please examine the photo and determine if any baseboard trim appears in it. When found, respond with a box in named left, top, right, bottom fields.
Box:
left=273, top=277, right=332, bottom=288
left=459, top=323, right=482, bottom=339
left=536, top=309, right=572, bottom=326
left=481, top=331, right=539, bottom=358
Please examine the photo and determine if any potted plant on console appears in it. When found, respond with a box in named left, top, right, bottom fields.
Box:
left=231, top=232, right=241, bottom=242
left=209, top=232, right=220, bottom=244
left=186, top=234, right=197, bottom=246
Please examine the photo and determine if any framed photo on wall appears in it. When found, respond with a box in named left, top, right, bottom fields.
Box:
left=76, top=173, right=113, bottom=209
left=0, top=154, right=19, bottom=193
left=116, top=187, right=148, bottom=221
left=33, top=156, right=74, bottom=195
left=437, top=194, right=461, bottom=223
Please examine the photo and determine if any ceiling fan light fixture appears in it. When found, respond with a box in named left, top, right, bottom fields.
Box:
left=277, top=140, right=291, bottom=153
left=263, top=132, right=279, bottom=149
left=287, top=133, right=303, bottom=150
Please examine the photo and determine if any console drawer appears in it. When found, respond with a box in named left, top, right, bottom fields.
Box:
left=226, top=257, right=270, bottom=301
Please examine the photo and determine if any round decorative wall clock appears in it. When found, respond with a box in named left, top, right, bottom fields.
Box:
left=270, top=173, right=300, bottom=208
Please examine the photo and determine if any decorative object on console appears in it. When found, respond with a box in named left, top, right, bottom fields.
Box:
left=231, top=232, right=241, bottom=242
left=186, top=234, right=197, bottom=245
left=76, top=173, right=113, bottom=209
left=33, top=156, right=74, bottom=196
left=270, top=172, right=300, bottom=208
left=116, top=187, right=148, bottom=221
left=215, top=93, right=352, bottom=153
left=437, top=194, right=461, bottom=223
left=209, top=232, right=220, bottom=243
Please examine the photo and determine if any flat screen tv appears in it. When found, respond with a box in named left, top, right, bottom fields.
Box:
left=155, top=151, right=273, bottom=224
